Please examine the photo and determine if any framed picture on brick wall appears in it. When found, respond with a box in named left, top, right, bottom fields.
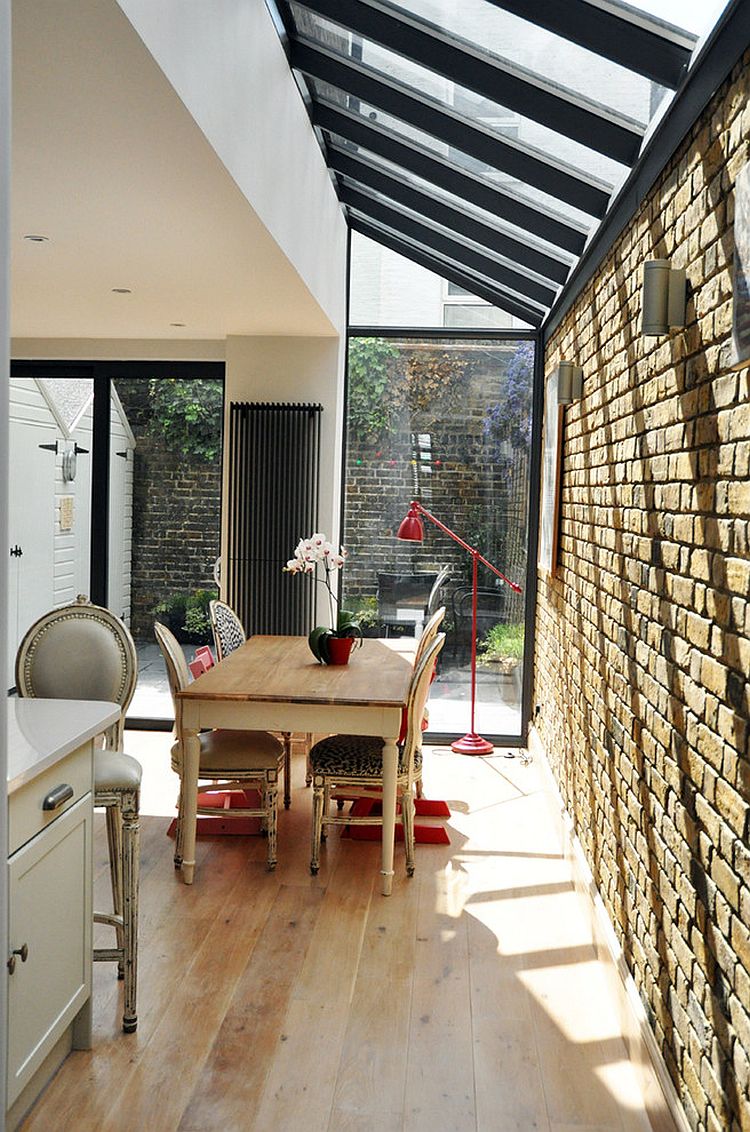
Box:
left=732, top=160, right=750, bottom=369
left=538, top=369, right=564, bottom=577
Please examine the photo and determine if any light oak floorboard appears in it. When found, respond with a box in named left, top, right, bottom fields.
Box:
left=21, top=740, right=659, bottom=1132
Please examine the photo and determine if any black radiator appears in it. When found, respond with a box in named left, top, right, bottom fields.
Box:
left=227, top=401, right=322, bottom=636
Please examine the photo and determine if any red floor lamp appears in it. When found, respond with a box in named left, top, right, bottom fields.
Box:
left=397, top=499, right=522, bottom=755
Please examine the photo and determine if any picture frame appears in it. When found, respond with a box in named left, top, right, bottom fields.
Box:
left=731, top=160, right=750, bottom=369
left=538, top=369, right=564, bottom=577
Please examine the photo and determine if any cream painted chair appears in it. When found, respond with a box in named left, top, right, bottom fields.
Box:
left=15, top=597, right=141, bottom=1033
left=412, top=605, right=446, bottom=799
left=155, top=621, right=286, bottom=871
left=309, top=633, right=446, bottom=878
left=209, top=597, right=302, bottom=804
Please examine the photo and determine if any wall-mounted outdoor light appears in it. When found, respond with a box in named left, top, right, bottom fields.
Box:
left=641, top=259, right=686, bottom=335
left=556, top=360, right=583, bottom=404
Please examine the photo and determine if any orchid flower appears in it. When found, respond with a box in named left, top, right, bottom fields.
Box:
left=283, top=533, right=347, bottom=629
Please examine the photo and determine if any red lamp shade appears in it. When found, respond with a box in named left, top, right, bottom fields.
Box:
left=396, top=505, right=424, bottom=542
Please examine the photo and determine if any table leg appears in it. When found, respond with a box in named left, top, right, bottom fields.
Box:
left=380, top=737, right=398, bottom=896
left=181, top=727, right=201, bottom=885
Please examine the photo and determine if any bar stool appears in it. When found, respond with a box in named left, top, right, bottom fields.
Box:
left=15, top=597, right=141, bottom=1032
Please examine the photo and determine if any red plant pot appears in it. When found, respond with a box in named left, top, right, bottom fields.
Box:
left=327, top=636, right=354, bottom=665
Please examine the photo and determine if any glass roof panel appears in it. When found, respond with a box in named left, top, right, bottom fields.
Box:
left=339, top=176, right=563, bottom=298
left=349, top=231, right=531, bottom=329
left=349, top=211, right=547, bottom=316
left=290, top=4, right=631, bottom=186
left=310, top=80, right=600, bottom=230
left=324, top=128, right=577, bottom=266
left=398, top=0, right=665, bottom=121
left=623, top=0, right=730, bottom=36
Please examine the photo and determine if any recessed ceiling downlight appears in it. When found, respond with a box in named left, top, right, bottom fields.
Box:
left=23, top=234, right=50, bottom=242
left=111, top=287, right=132, bottom=294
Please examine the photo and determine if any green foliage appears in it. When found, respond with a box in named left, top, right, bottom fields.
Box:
left=351, top=595, right=379, bottom=628
left=153, top=588, right=218, bottom=644
left=347, top=338, right=398, bottom=442
left=148, top=379, right=223, bottom=463
left=477, top=621, right=525, bottom=667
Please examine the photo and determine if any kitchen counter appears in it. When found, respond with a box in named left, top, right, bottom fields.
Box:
left=8, top=698, right=120, bottom=794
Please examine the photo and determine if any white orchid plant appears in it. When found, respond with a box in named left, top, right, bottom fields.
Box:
left=285, top=534, right=362, bottom=661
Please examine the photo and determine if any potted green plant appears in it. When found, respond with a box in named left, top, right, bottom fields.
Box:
left=477, top=621, right=525, bottom=683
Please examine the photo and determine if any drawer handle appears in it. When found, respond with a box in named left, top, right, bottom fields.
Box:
left=7, top=944, right=28, bottom=974
left=42, top=783, right=75, bottom=811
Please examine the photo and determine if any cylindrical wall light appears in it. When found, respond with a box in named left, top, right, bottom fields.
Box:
left=557, top=360, right=583, bottom=404
left=642, top=259, right=686, bottom=335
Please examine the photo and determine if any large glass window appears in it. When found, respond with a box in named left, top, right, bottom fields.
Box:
left=342, top=334, right=534, bottom=742
left=113, top=377, right=223, bottom=721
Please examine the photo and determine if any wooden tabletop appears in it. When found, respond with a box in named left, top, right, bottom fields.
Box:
left=176, top=636, right=413, bottom=708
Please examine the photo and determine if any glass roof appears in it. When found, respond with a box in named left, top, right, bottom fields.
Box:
left=271, top=0, right=726, bottom=325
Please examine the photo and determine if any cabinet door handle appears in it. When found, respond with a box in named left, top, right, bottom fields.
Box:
left=7, top=944, right=28, bottom=974
left=42, top=783, right=74, bottom=811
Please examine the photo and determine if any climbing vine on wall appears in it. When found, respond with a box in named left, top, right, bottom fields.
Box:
left=148, top=378, right=223, bottom=463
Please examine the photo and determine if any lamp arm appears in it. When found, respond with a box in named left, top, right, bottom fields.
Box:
left=409, top=500, right=522, bottom=593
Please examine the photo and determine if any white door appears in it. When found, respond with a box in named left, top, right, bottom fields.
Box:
left=7, top=389, right=57, bottom=680
left=107, top=401, right=134, bottom=625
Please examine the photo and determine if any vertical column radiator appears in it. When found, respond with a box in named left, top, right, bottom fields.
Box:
left=227, top=401, right=322, bottom=636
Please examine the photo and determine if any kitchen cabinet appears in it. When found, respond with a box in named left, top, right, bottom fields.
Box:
left=6, top=698, right=119, bottom=1129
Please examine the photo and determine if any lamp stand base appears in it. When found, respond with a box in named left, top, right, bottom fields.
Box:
left=451, top=733, right=495, bottom=756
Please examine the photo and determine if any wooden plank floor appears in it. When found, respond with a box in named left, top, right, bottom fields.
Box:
left=21, top=734, right=654, bottom=1132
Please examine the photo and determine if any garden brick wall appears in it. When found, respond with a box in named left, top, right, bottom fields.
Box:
left=535, top=54, right=750, bottom=1132
left=116, top=383, right=221, bottom=638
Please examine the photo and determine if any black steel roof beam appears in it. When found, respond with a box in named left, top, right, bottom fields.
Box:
left=294, top=0, right=644, bottom=163
left=293, top=41, right=612, bottom=218
left=314, top=100, right=588, bottom=256
left=485, top=0, right=695, bottom=88
left=341, top=184, right=558, bottom=307
left=349, top=214, right=544, bottom=326
left=329, top=145, right=570, bottom=285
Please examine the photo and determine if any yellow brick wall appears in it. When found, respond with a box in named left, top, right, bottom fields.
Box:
left=536, top=52, right=750, bottom=1132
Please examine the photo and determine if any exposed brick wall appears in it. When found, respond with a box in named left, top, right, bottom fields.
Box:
left=116, top=383, right=221, bottom=637
left=534, top=55, right=750, bottom=1131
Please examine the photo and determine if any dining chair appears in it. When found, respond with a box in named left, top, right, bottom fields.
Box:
left=309, top=632, right=446, bottom=878
left=412, top=605, right=446, bottom=799
left=208, top=598, right=246, bottom=662
left=208, top=597, right=300, bottom=803
left=15, top=596, right=141, bottom=1033
left=155, top=620, right=286, bottom=870
left=425, top=565, right=451, bottom=621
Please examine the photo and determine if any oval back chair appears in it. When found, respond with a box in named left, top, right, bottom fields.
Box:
left=309, top=632, right=446, bottom=878
left=155, top=621, right=286, bottom=872
left=15, top=596, right=141, bottom=1032
left=209, top=599, right=246, bottom=663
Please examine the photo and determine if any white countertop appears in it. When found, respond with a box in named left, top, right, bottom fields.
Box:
left=8, top=699, right=121, bottom=795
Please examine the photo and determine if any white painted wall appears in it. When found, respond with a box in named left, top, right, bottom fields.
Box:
left=117, top=0, right=348, bottom=336
left=223, top=335, right=346, bottom=623
left=1, top=0, right=11, bottom=1114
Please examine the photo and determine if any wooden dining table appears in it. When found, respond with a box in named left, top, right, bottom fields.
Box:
left=175, top=635, right=414, bottom=894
